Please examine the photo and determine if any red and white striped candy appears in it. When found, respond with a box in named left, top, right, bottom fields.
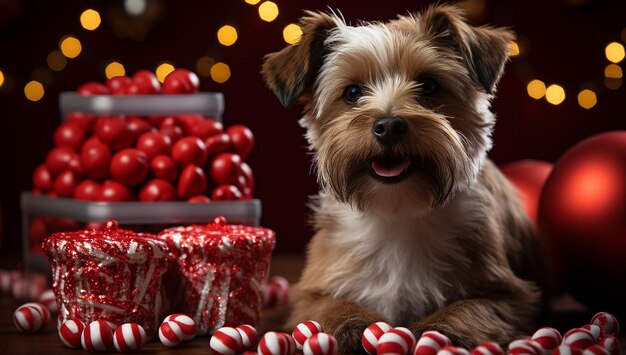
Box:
left=553, top=345, right=584, bottom=355
left=293, top=320, right=324, bottom=350
left=13, top=304, right=45, bottom=333
left=582, top=324, right=602, bottom=342
left=531, top=327, right=562, bottom=351
left=258, top=331, right=290, bottom=355
left=263, top=276, right=290, bottom=308
left=58, top=319, right=85, bottom=348
left=377, top=327, right=416, bottom=355
left=38, top=289, right=57, bottom=313
left=159, top=320, right=184, bottom=348
left=437, top=345, right=470, bottom=355
left=362, top=321, right=393, bottom=355
left=507, top=339, right=543, bottom=355
left=597, top=335, right=619, bottom=355
left=563, top=328, right=595, bottom=350
left=414, top=330, right=451, bottom=355
left=237, top=324, right=259, bottom=350
left=20, top=302, right=50, bottom=328
left=81, top=320, right=114, bottom=352
left=163, top=313, right=196, bottom=341
left=469, top=341, right=503, bottom=355
left=281, top=332, right=297, bottom=355
left=11, top=279, right=28, bottom=300
left=210, top=326, right=243, bottom=355
left=591, top=313, right=620, bottom=337
left=113, top=323, right=146, bottom=352
left=303, top=332, right=338, bottom=355
left=583, top=345, right=611, bottom=355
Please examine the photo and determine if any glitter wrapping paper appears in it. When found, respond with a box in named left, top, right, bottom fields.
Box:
left=158, top=217, right=276, bottom=335
left=43, top=220, right=169, bottom=336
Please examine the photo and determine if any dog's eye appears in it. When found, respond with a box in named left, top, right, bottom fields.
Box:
left=343, top=85, right=363, bottom=105
left=417, top=77, right=439, bottom=96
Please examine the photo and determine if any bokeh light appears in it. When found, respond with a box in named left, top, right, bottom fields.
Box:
left=0, top=69, right=4, bottom=88
left=80, top=9, right=101, bottom=31
left=210, top=62, right=231, bottom=83
left=508, top=41, right=520, bottom=57
left=47, top=51, right=67, bottom=71
left=24, top=81, right=45, bottom=101
left=283, top=24, right=303, bottom=44
left=155, top=62, right=175, bottom=83
left=217, top=25, right=238, bottom=46
left=577, top=89, right=597, bottom=109
left=245, top=0, right=261, bottom=4
left=59, top=36, right=82, bottom=58
left=605, top=42, right=625, bottom=63
left=526, top=79, right=546, bottom=99
left=604, top=78, right=622, bottom=90
left=196, top=56, right=216, bottom=77
left=258, top=1, right=279, bottom=22
left=604, top=64, right=623, bottom=79
left=545, top=84, right=565, bottom=105
left=105, top=62, right=126, bottom=79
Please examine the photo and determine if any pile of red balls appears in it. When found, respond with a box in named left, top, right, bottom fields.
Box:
left=32, top=68, right=255, bottom=205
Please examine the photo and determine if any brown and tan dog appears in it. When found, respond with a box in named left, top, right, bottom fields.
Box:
left=262, top=4, right=545, bottom=352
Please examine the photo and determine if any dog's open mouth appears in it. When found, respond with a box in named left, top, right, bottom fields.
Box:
left=370, top=156, right=412, bottom=183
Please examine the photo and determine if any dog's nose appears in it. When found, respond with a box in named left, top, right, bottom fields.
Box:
left=373, top=116, right=408, bottom=145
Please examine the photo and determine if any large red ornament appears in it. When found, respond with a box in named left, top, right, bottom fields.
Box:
left=500, top=160, right=553, bottom=223
left=538, top=131, right=626, bottom=316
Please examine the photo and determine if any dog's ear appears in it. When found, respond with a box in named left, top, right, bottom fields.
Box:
left=420, top=5, right=515, bottom=94
left=262, top=11, right=338, bottom=108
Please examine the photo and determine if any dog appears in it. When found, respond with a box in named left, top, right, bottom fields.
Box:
left=262, top=4, right=546, bottom=351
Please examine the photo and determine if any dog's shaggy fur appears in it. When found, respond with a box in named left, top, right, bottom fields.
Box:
left=262, top=4, right=546, bottom=351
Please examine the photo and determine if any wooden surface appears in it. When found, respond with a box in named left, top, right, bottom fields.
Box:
left=0, top=254, right=623, bottom=354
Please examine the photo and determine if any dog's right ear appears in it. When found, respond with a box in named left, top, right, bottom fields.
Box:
left=262, top=11, right=338, bottom=108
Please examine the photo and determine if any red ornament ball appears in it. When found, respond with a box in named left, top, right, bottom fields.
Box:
left=499, top=159, right=553, bottom=223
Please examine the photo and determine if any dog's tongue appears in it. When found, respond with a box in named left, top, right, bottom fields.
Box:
left=371, top=159, right=411, bottom=178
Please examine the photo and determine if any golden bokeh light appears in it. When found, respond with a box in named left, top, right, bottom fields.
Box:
left=605, top=42, right=625, bottom=63
left=604, top=64, right=623, bottom=79
left=577, top=89, right=597, bottom=109
left=545, top=84, right=566, bottom=105
left=217, top=25, right=238, bottom=46
left=105, top=62, right=126, bottom=79
left=155, top=62, right=175, bottom=83
left=604, top=78, right=622, bottom=90
left=47, top=51, right=67, bottom=71
left=0, top=69, right=5, bottom=88
left=508, top=41, right=520, bottom=57
left=258, top=1, right=279, bottom=22
left=59, top=36, right=82, bottom=59
left=526, top=79, right=546, bottom=99
left=196, top=56, right=216, bottom=77
left=24, top=81, right=45, bottom=102
left=210, top=62, right=231, bottom=83
left=283, top=24, right=303, bottom=44
left=245, top=0, right=261, bottom=4
left=80, top=9, right=101, bottom=31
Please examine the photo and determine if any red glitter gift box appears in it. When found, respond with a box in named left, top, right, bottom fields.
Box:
left=44, top=220, right=169, bottom=336
left=158, top=217, right=275, bottom=335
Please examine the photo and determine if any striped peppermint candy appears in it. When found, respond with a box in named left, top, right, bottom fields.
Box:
left=563, top=328, right=595, bottom=350
left=414, top=330, right=451, bottom=355
left=583, top=345, right=611, bottom=355
left=113, top=323, right=147, bottom=352
left=469, top=341, right=504, bottom=355
left=258, top=331, right=290, bottom=355
left=21, top=302, right=50, bottom=327
left=293, top=320, right=324, bottom=350
left=362, top=322, right=393, bottom=355
left=597, top=335, right=619, bottom=355
left=377, top=327, right=417, bottom=355
left=591, top=313, right=620, bottom=337
left=552, top=345, right=584, bottom=355
left=507, top=339, right=543, bottom=355
left=281, top=332, right=297, bottom=355
left=81, top=320, right=114, bottom=352
left=58, top=319, right=85, bottom=348
left=303, top=332, right=338, bottom=355
left=37, top=289, right=57, bottom=313
left=581, top=324, right=602, bottom=342
left=159, top=320, right=184, bottom=348
left=437, top=345, right=470, bottom=355
left=263, top=276, right=290, bottom=308
left=210, top=327, right=243, bottom=355
left=237, top=324, right=259, bottom=350
left=163, top=313, right=197, bottom=341
left=13, top=304, right=45, bottom=333
left=531, top=327, right=563, bottom=351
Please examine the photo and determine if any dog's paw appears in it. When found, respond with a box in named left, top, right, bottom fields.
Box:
left=327, top=316, right=380, bottom=354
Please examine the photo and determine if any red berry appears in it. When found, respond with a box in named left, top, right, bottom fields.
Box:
left=189, top=119, right=223, bottom=139
left=147, top=115, right=167, bottom=127
left=205, top=133, right=231, bottom=158
left=227, top=125, right=254, bottom=160
left=32, top=164, right=53, bottom=191
left=127, top=117, right=154, bottom=137
left=73, top=180, right=101, bottom=201
left=110, top=149, right=149, bottom=186
left=130, top=70, right=161, bottom=94
left=53, top=122, right=86, bottom=150
left=240, top=162, right=255, bottom=193
left=80, top=138, right=112, bottom=179
left=178, top=165, right=207, bottom=199
left=77, top=82, right=109, bottom=96
left=162, top=69, right=200, bottom=94
left=136, top=132, right=171, bottom=160
left=139, top=179, right=177, bottom=202
left=99, top=180, right=133, bottom=202
left=95, top=116, right=134, bottom=151
left=107, top=76, right=133, bottom=95
left=160, top=126, right=184, bottom=143
left=54, top=170, right=80, bottom=198
left=172, top=136, right=207, bottom=167
left=211, top=185, right=242, bottom=201
left=68, top=155, right=84, bottom=175
left=176, top=114, right=203, bottom=134
left=46, top=147, right=79, bottom=175
left=188, top=195, right=211, bottom=203
left=66, top=112, right=97, bottom=133
left=150, top=155, right=178, bottom=182
left=210, top=153, right=242, bottom=185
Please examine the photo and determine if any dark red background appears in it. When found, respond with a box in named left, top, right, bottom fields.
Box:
left=0, top=0, right=625, bottom=258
